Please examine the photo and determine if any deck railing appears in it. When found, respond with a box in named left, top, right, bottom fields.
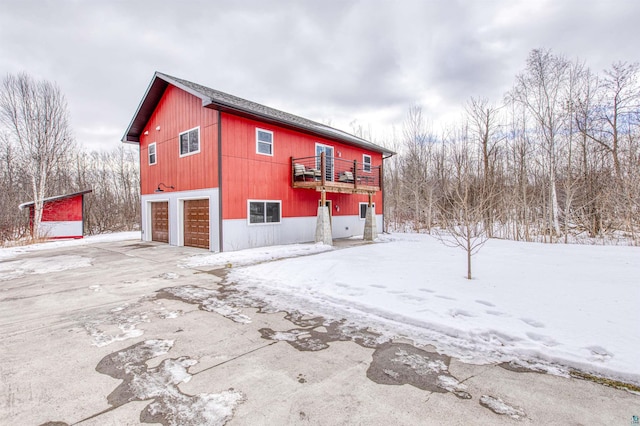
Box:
left=291, top=153, right=381, bottom=193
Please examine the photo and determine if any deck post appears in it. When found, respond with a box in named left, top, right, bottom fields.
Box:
left=353, top=159, right=358, bottom=190
left=363, top=192, right=377, bottom=241
left=320, top=152, right=326, bottom=186
left=315, top=190, right=332, bottom=245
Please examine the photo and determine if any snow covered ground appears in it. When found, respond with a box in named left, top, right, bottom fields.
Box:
left=225, top=233, right=640, bottom=386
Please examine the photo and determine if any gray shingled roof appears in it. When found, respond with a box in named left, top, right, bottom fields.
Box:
left=123, top=72, right=394, bottom=156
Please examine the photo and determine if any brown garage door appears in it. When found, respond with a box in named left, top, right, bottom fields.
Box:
left=151, top=202, right=169, bottom=243
left=184, top=199, right=209, bottom=249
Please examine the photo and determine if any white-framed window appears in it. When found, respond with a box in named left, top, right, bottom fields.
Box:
left=148, top=142, right=157, bottom=165
left=363, top=154, right=372, bottom=172
left=179, top=126, right=200, bottom=157
left=248, top=200, right=281, bottom=224
left=359, top=202, right=375, bottom=220
left=256, top=128, right=273, bottom=156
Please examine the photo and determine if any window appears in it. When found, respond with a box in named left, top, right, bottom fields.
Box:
left=248, top=200, right=281, bottom=224
left=179, top=127, right=200, bottom=156
left=256, top=129, right=273, bottom=156
left=363, top=154, right=372, bottom=172
left=359, top=202, right=375, bottom=219
left=316, top=143, right=334, bottom=181
left=148, top=142, right=157, bottom=165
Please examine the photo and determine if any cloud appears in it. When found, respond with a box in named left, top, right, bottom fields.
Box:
left=1, top=0, right=639, bottom=150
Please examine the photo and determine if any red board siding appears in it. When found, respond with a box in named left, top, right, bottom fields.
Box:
left=40, top=195, right=83, bottom=221
left=139, top=85, right=219, bottom=195
left=220, top=113, right=383, bottom=220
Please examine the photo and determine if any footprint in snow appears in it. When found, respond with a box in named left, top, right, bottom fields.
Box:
left=448, top=309, right=475, bottom=318
left=486, top=310, right=509, bottom=317
left=436, top=295, right=457, bottom=301
left=526, top=332, right=558, bottom=347
left=475, top=300, right=495, bottom=307
left=586, top=345, right=613, bottom=362
left=520, top=318, right=545, bottom=328
left=401, top=294, right=426, bottom=301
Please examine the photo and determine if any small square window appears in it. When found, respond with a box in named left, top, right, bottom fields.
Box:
left=149, top=142, right=157, bottom=165
left=256, top=129, right=273, bottom=156
left=179, top=127, right=200, bottom=156
left=359, top=202, right=375, bottom=219
left=249, top=200, right=281, bottom=224
left=363, top=154, right=372, bottom=172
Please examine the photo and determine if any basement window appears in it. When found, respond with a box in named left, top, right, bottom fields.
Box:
left=256, top=128, right=273, bottom=156
left=179, top=127, right=200, bottom=157
left=149, top=142, right=157, bottom=165
left=359, top=202, right=375, bottom=220
left=248, top=200, right=281, bottom=224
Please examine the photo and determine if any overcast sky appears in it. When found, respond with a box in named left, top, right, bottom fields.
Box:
left=1, top=0, right=639, bottom=151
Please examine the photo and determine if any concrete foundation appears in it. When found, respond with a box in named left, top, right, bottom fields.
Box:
left=363, top=204, right=378, bottom=241
left=315, top=206, right=333, bottom=245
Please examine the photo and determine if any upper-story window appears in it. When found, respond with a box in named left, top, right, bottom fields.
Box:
left=149, top=142, right=157, bottom=165
left=256, top=128, right=273, bottom=156
left=179, top=127, right=200, bottom=157
left=363, top=154, right=372, bottom=172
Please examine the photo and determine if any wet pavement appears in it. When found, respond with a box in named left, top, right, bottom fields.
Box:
left=1, top=239, right=638, bottom=425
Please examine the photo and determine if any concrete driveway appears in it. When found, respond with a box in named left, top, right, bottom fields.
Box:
left=1, top=239, right=637, bottom=425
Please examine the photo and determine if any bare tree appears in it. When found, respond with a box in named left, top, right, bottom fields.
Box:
left=0, top=73, right=74, bottom=239
left=0, top=133, right=29, bottom=241
left=437, top=127, right=490, bottom=280
left=465, top=97, right=503, bottom=237
left=585, top=62, right=639, bottom=180
left=401, top=106, right=436, bottom=231
left=510, top=49, right=569, bottom=241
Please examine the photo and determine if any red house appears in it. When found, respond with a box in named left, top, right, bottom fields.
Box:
left=122, top=72, right=393, bottom=252
left=19, top=189, right=92, bottom=239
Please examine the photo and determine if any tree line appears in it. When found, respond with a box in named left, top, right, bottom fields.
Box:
left=383, top=49, right=640, bottom=247
left=0, top=73, right=139, bottom=244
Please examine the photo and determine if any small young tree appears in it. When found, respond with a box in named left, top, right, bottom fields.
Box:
left=0, top=73, right=74, bottom=239
left=436, top=129, right=490, bottom=280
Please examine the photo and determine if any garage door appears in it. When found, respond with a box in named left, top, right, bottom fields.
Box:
left=151, top=202, right=169, bottom=243
left=184, top=199, right=209, bottom=249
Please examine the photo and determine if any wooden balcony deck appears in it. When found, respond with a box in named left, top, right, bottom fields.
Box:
left=291, top=154, right=381, bottom=194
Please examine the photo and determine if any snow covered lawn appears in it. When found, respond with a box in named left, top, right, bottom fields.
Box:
left=226, top=233, right=640, bottom=385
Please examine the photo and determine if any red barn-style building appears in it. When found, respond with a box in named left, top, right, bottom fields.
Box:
left=123, top=72, right=393, bottom=252
left=19, top=190, right=92, bottom=239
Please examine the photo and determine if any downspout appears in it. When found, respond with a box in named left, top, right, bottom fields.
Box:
left=217, top=110, right=224, bottom=252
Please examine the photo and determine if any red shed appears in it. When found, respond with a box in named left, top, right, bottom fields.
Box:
left=19, top=189, right=92, bottom=239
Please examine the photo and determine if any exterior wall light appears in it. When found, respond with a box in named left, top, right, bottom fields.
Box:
left=155, top=183, right=175, bottom=193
